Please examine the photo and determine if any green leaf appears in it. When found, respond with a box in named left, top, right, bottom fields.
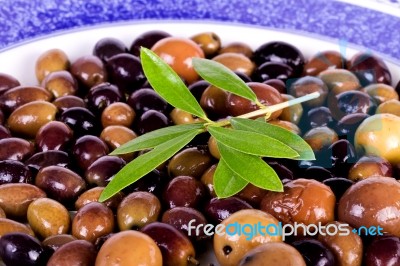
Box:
left=140, top=48, right=209, bottom=121
left=230, top=118, right=315, bottom=160
left=208, top=126, right=299, bottom=159
left=110, top=123, right=205, bottom=155
left=217, top=143, right=283, bottom=192
left=100, top=129, right=201, bottom=201
left=214, top=160, right=249, bottom=198
left=192, top=58, right=257, bottom=102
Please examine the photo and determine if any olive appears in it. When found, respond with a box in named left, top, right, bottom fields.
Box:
left=0, top=73, right=20, bottom=95
left=279, top=94, right=303, bottom=125
left=207, top=137, right=220, bottom=160
left=362, top=83, right=399, bottom=104
left=25, top=150, right=71, bottom=173
left=190, top=32, right=221, bottom=57
left=235, top=71, right=252, bottom=82
left=288, top=76, right=328, bottom=107
left=163, top=175, right=207, bottom=209
left=348, top=156, right=392, bottom=181
left=303, top=50, right=345, bottom=76
left=261, top=179, right=335, bottom=227
left=27, top=198, right=70, bottom=239
left=85, top=82, right=123, bottom=114
left=212, top=53, right=255, bottom=77
left=85, top=155, right=126, bottom=186
left=71, top=55, right=107, bottom=89
left=168, top=146, right=213, bottom=178
left=42, top=70, right=78, bottom=98
left=188, top=80, right=210, bottom=101
left=268, top=119, right=301, bottom=135
left=35, top=121, right=73, bottom=152
left=136, top=110, right=169, bottom=135
left=318, top=69, right=360, bottom=95
left=101, top=102, right=135, bottom=128
left=338, top=177, right=400, bottom=237
left=127, top=169, right=169, bottom=197
left=213, top=209, right=282, bottom=266
left=303, top=126, right=338, bottom=152
left=0, top=125, right=10, bottom=140
left=238, top=242, right=306, bottom=266
left=117, top=191, right=161, bottom=230
left=0, top=160, right=32, bottom=184
left=75, top=187, right=124, bottom=211
left=219, top=42, right=253, bottom=58
left=52, top=95, right=86, bottom=111
left=322, top=177, right=354, bottom=202
left=35, top=165, right=86, bottom=206
left=152, top=37, right=205, bottom=84
left=47, top=240, right=97, bottom=266
left=106, top=53, right=146, bottom=93
left=226, top=82, right=282, bottom=118
left=128, top=88, right=169, bottom=115
left=0, top=137, right=34, bottom=161
left=170, top=108, right=199, bottom=125
left=365, top=236, right=400, bottom=266
left=93, top=37, right=128, bottom=61
left=0, top=183, right=46, bottom=219
left=263, top=78, right=286, bottom=94
left=0, top=111, right=4, bottom=126
left=60, top=107, right=99, bottom=137
left=205, top=197, right=253, bottom=224
left=307, top=106, right=334, bottom=128
left=161, top=206, right=208, bottom=241
left=96, top=230, right=162, bottom=266
left=303, top=166, right=334, bottom=182
left=328, top=90, right=376, bottom=120
left=200, top=85, right=229, bottom=119
left=354, top=114, right=400, bottom=164
left=317, top=221, right=363, bottom=266
left=335, top=113, right=369, bottom=143
left=35, top=48, right=70, bottom=83
left=0, top=85, right=52, bottom=114
left=72, top=202, right=114, bottom=243
left=291, top=238, right=336, bottom=266
left=42, top=234, right=77, bottom=251
left=130, top=30, right=171, bottom=56
left=253, top=41, right=305, bottom=75
left=376, top=99, right=400, bottom=116
left=252, top=61, right=294, bottom=83
left=201, top=164, right=217, bottom=197
left=0, top=233, right=45, bottom=266
left=0, top=218, right=34, bottom=236
left=348, top=52, right=391, bottom=86
left=100, top=125, right=137, bottom=153
left=329, top=139, right=357, bottom=176
left=0, top=206, right=5, bottom=218
left=72, top=135, right=109, bottom=170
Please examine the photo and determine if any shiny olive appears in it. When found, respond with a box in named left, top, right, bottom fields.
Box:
left=338, top=177, right=400, bottom=237
left=35, top=48, right=70, bottom=83
left=236, top=183, right=269, bottom=208
left=207, top=136, right=220, bottom=160
left=303, top=50, right=345, bottom=76
left=348, top=52, right=391, bottom=86
left=261, top=179, right=335, bottom=227
left=72, top=135, right=109, bottom=170
left=303, top=126, right=338, bottom=152
left=267, top=160, right=295, bottom=181
left=100, top=125, right=137, bottom=152
left=47, top=240, right=97, bottom=266
left=362, top=83, right=398, bottom=104
left=279, top=94, right=303, bottom=124
left=263, top=78, right=286, bottom=94
left=212, top=53, right=255, bottom=77
left=376, top=99, right=400, bottom=116
left=25, top=150, right=70, bottom=173
left=205, top=197, right=253, bottom=224
left=318, top=69, right=360, bottom=95
left=96, top=230, right=162, bottom=266
left=0, top=233, right=45, bottom=266
left=60, top=106, right=99, bottom=137
left=0, top=137, right=34, bottom=161
left=128, top=88, right=168, bottom=115
left=168, top=146, right=213, bottom=178
left=328, top=90, right=376, bottom=120
left=136, top=110, right=169, bottom=135
left=75, top=187, right=124, bottom=211
left=85, top=82, right=123, bottom=114
left=101, top=102, right=135, bottom=128
left=27, top=198, right=70, bottom=239
left=0, top=73, right=20, bottom=95
left=85, top=155, right=126, bottom=186
left=52, top=95, right=86, bottom=111
left=289, top=76, right=328, bottom=107
left=127, top=169, right=169, bottom=197
left=219, top=42, right=253, bottom=58
left=201, top=164, right=217, bottom=197
left=200, top=85, right=229, bottom=119
left=190, top=32, right=221, bottom=57
left=307, top=106, right=334, bottom=128
left=35, top=121, right=73, bottom=152
left=72, top=202, right=114, bottom=243
left=117, top=191, right=161, bottom=230
left=170, top=108, right=199, bottom=125
left=365, top=236, right=400, bottom=266
left=35, top=165, right=86, bottom=206
left=93, top=37, right=128, bottom=61
left=348, top=155, right=392, bottom=181
left=304, top=166, right=334, bottom=182
left=252, top=61, right=294, bottom=83
left=42, top=234, right=77, bottom=251
left=71, top=55, right=107, bottom=89
left=213, top=209, right=282, bottom=266
left=188, top=80, right=210, bottom=101
left=268, top=119, right=301, bottom=135
left=0, top=218, right=34, bottom=236
left=328, top=139, right=357, bottom=177
left=152, top=37, right=205, bottom=84
left=130, top=30, right=171, bottom=56
left=291, top=238, right=336, bottom=266
left=0, top=125, right=10, bottom=139
left=335, top=113, right=369, bottom=143
left=42, top=70, right=78, bottom=98
left=322, top=177, right=354, bottom=202
left=0, top=160, right=32, bottom=184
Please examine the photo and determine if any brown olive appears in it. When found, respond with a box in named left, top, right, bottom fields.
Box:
left=236, top=183, right=268, bottom=207
left=376, top=99, right=400, bottom=116
left=152, top=37, right=205, bottom=84
left=42, top=234, right=77, bottom=251
left=170, top=108, right=199, bottom=125
left=75, top=187, right=124, bottom=210
left=213, top=209, right=282, bottom=266
left=261, top=179, right=336, bottom=227
left=72, top=135, right=109, bottom=170
left=42, top=70, right=78, bottom=98
left=348, top=156, right=392, bottom=181
left=279, top=94, right=303, bottom=125
left=288, top=76, right=328, bottom=107
left=0, top=218, right=34, bottom=236
left=338, top=177, right=400, bottom=237
left=190, top=32, right=221, bottom=57
left=348, top=52, right=391, bottom=86
left=362, top=83, right=399, bottom=104
left=303, top=50, right=345, bottom=76
left=72, top=202, right=114, bottom=243
left=263, top=79, right=286, bottom=94
left=35, top=121, right=73, bottom=152
left=0, top=137, right=34, bottom=161
left=200, top=85, right=229, bottom=119
left=168, top=146, right=213, bottom=178
left=52, top=95, right=86, bottom=111
left=318, top=69, right=360, bottom=95
left=35, top=49, right=70, bottom=83
left=268, top=119, right=301, bottom=135
left=207, top=136, right=220, bottom=160
left=238, top=242, right=306, bottom=266
left=219, top=42, right=253, bottom=58
left=101, top=102, right=135, bottom=128
left=84, top=155, right=126, bottom=186
left=318, top=221, right=363, bottom=266
left=0, top=183, right=46, bottom=218
left=303, top=126, right=338, bottom=152
left=47, top=240, right=97, bottom=266
left=0, top=73, right=20, bottom=95
left=0, top=206, right=5, bottom=218
left=117, top=191, right=161, bottom=230
left=27, top=197, right=70, bottom=239
left=70, top=55, right=107, bottom=88
left=212, top=53, right=255, bottom=77
left=201, top=164, right=217, bottom=197
left=205, top=197, right=253, bottom=224
left=100, top=125, right=137, bottom=150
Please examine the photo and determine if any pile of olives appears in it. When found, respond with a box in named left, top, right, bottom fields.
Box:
left=0, top=29, right=400, bottom=266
